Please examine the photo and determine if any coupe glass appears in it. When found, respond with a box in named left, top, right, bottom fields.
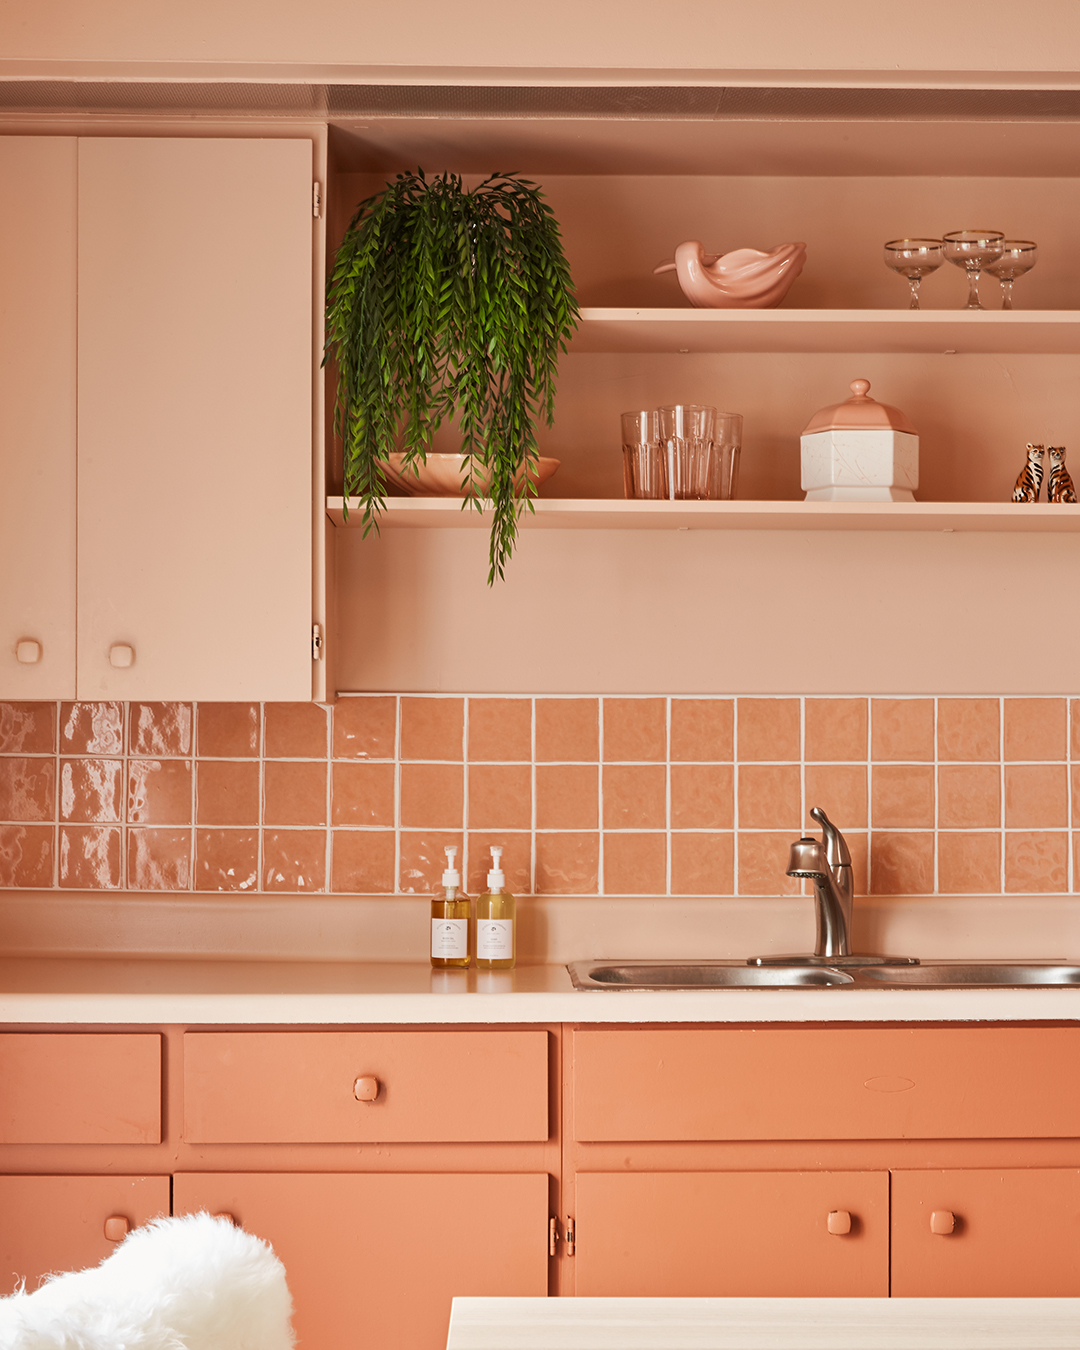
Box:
left=942, top=230, right=1005, bottom=310
left=984, top=240, right=1037, bottom=310
left=883, top=238, right=944, bottom=309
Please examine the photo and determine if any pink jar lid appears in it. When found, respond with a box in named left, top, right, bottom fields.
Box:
left=801, top=379, right=917, bottom=435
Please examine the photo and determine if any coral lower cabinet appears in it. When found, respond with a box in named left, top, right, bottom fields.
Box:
left=5, top=1025, right=1080, bottom=1350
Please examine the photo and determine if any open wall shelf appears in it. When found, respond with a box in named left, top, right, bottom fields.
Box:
left=327, top=498, right=1080, bottom=533
left=572, top=309, right=1080, bottom=355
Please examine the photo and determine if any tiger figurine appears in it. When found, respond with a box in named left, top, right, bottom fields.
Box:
left=1047, top=446, right=1077, bottom=503
left=1012, top=443, right=1045, bottom=502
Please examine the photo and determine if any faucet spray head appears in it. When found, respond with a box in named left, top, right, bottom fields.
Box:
left=786, top=836, right=830, bottom=881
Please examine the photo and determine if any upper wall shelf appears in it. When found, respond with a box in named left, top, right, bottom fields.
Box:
left=571, top=309, right=1080, bottom=355
left=328, top=498, right=1080, bottom=533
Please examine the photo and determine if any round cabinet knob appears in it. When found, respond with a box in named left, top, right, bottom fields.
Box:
left=213, top=1212, right=237, bottom=1227
left=109, top=644, right=135, bottom=669
left=930, top=1210, right=956, bottom=1235
left=827, top=1210, right=852, bottom=1236
left=353, top=1075, right=380, bottom=1102
left=103, top=1215, right=129, bottom=1242
left=15, top=639, right=41, bottom=665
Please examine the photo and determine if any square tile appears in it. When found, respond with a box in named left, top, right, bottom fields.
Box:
left=938, top=764, right=1001, bottom=829
left=869, top=832, right=934, bottom=895
left=535, top=765, right=598, bottom=830
left=804, top=765, right=867, bottom=829
left=737, top=699, right=800, bottom=762
left=331, top=761, right=395, bottom=828
left=670, top=699, right=733, bottom=761
left=129, top=702, right=193, bottom=756
left=670, top=764, right=733, bottom=830
left=1004, top=698, right=1067, bottom=762
left=603, top=698, right=666, bottom=762
left=1072, top=700, right=1080, bottom=761
left=1004, top=764, right=1068, bottom=829
left=737, top=832, right=801, bottom=895
left=400, top=764, right=463, bottom=829
left=871, top=699, right=934, bottom=761
left=58, top=825, right=122, bottom=889
left=332, top=696, right=396, bottom=760
left=196, top=760, right=261, bottom=827
left=196, top=703, right=260, bottom=757
left=265, top=702, right=329, bottom=758
left=603, top=764, right=666, bottom=829
left=60, top=702, right=123, bottom=755
left=0, top=702, right=57, bottom=755
left=399, top=831, right=464, bottom=894
left=468, top=698, right=531, bottom=762
left=264, top=829, right=328, bottom=892
left=331, top=830, right=394, bottom=893
left=60, top=758, right=122, bottom=823
left=804, top=699, right=867, bottom=762
left=1005, top=831, right=1068, bottom=893
left=535, top=699, right=598, bottom=762
left=0, top=758, right=56, bottom=822
left=127, top=827, right=192, bottom=890
left=400, top=697, right=463, bottom=761
left=603, top=832, right=666, bottom=894
left=467, top=832, right=531, bottom=896
left=938, top=832, right=1001, bottom=894
left=938, top=698, right=999, bottom=762
left=0, top=824, right=54, bottom=887
left=128, top=759, right=193, bottom=825
left=738, top=764, right=801, bottom=830
left=670, top=832, right=734, bottom=895
left=871, top=765, right=934, bottom=829
left=195, top=829, right=259, bottom=892
left=468, top=763, right=532, bottom=831
left=534, top=832, right=599, bottom=895
left=264, top=760, right=328, bottom=827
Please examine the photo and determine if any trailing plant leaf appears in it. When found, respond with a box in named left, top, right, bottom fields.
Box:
left=324, top=169, right=579, bottom=583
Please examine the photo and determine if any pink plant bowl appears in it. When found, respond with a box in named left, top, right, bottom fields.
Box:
left=379, top=452, right=561, bottom=497
left=654, top=240, right=807, bottom=309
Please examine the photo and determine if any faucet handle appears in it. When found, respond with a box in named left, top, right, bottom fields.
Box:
left=810, top=806, right=851, bottom=867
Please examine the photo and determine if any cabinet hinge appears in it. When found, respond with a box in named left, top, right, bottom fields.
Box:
left=565, top=1216, right=575, bottom=1256
left=311, top=623, right=324, bottom=660
left=313, top=181, right=322, bottom=218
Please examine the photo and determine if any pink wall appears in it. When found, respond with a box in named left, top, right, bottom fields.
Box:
left=1, top=695, right=1076, bottom=901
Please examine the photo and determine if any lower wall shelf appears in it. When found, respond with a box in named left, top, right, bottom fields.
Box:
left=326, top=497, right=1080, bottom=533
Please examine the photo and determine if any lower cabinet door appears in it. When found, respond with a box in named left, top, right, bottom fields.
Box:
left=0, top=1174, right=170, bottom=1295
left=575, top=1171, right=889, bottom=1297
left=892, top=1168, right=1080, bottom=1296
left=174, top=1172, right=550, bottom=1350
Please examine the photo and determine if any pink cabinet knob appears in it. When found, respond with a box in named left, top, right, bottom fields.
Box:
left=930, top=1210, right=956, bottom=1235
left=103, top=1215, right=129, bottom=1242
left=827, top=1210, right=852, bottom=1235
left=15, top=640, right=41, bottom=664
left=109, top=644, right=135, bottom=669
left=213, top=1212, right=237, bottom=1226
left=353, top=1076, right=380, bottom=1102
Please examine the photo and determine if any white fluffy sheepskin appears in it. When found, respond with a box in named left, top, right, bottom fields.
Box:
left=0, top=1212, right=295, bottom=1350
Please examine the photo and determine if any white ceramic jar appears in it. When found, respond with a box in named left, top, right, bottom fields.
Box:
left=800, top=378, right=918, bottom=502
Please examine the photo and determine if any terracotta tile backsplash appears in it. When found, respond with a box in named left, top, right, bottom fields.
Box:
left=4, top=695, right=1080, bottom=897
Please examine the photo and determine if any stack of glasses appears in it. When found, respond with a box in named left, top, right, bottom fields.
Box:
left=622, top=405, right=743, bottom=501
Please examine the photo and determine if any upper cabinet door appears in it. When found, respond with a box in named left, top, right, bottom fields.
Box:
left=0, top=137, right=77, bottom=698
left=77, top=138, right=314, bottom=701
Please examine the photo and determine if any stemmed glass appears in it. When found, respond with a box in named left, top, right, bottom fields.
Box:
left=942, top=230, right=1005, bottom=310
left=883, top=239, right=944, bottom=309
left=984, top=240, right=1038, bottom=310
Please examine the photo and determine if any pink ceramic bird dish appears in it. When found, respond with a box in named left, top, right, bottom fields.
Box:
left=654, top=240, right=807, bottom=309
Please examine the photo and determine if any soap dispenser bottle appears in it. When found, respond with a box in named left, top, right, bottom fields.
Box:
left=430, top=845, right=471, bottom=970
left=475, top=845, right=516, bottom=970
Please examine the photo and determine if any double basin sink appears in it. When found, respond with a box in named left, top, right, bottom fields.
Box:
left=568, top=961, right=1080, bottom=990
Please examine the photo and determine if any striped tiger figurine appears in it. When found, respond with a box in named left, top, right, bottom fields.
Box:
left=1012, top=443, right=1045, bottom=502
left=1047, top=446, right=1077, bottom=503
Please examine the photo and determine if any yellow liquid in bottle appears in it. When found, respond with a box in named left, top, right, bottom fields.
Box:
left=430, top=887, right=471, bottom=969
left=475, top=888, right=516, bottom=970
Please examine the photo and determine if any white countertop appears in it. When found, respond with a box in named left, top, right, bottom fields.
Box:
left=2, top=958, right=1080, bottom=1024
left=446, top=1297, right=1080, bottom=1350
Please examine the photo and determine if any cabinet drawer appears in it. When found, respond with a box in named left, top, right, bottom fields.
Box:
left=183, top=1030, right=549, bottom=1143
left=0, top=1033, right=161, bottom=1144
left=573, top=1027, right=1080, bottom=1141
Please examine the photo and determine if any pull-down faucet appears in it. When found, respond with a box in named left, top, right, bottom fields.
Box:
left=750, top=806, right=917, bottom=969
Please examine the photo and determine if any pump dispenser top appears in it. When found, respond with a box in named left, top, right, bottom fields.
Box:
left=442, top=845, right=461, bottom=889
left=487, top=846, right=505, bottom=890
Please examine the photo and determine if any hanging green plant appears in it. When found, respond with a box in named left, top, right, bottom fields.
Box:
left=325, top=168, right=579, bottom=583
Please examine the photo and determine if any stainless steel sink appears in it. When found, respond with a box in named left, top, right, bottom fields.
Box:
left=567, top=959, right=1080, bottom=990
